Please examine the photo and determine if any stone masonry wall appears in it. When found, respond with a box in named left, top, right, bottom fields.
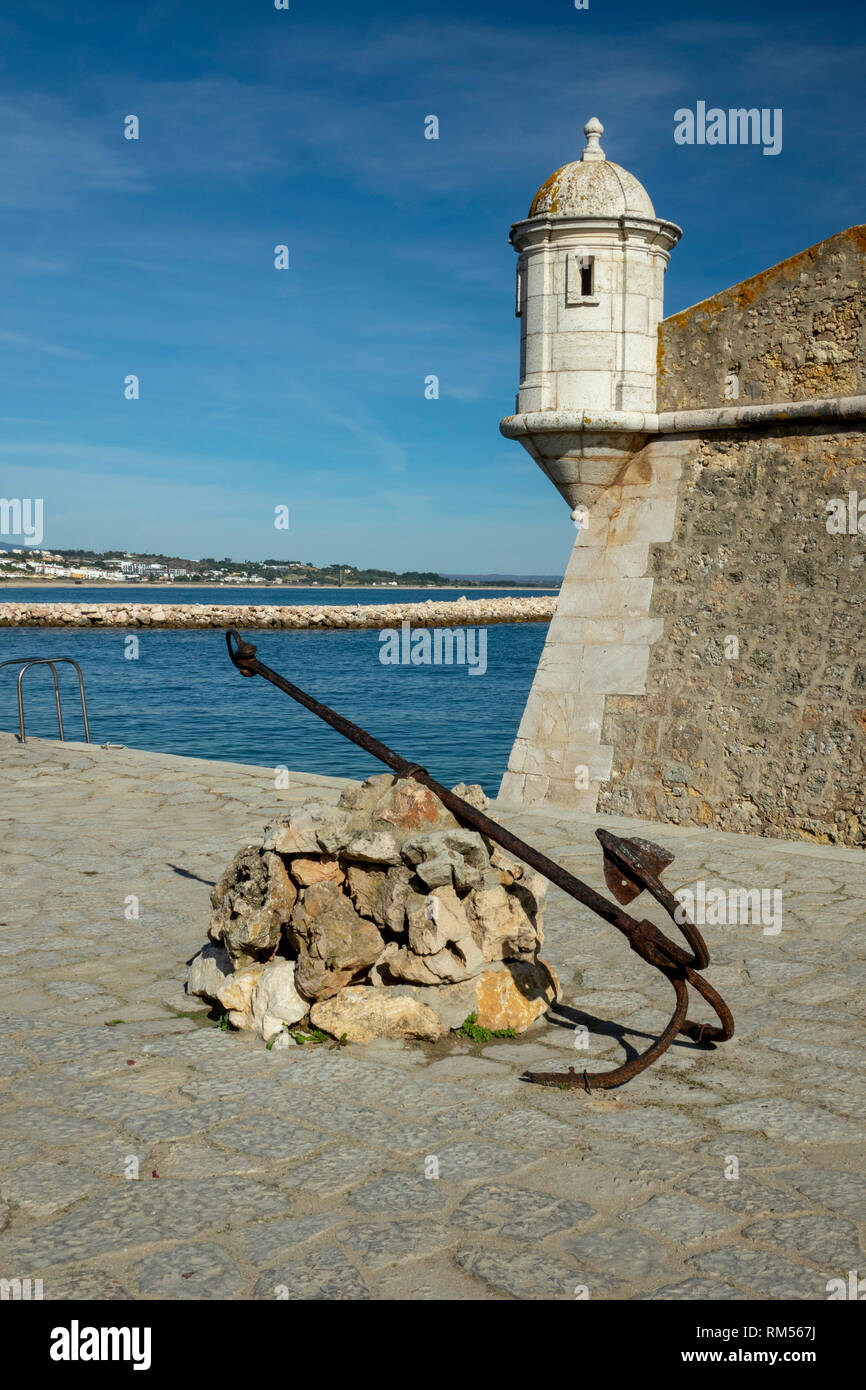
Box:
left=658, top=226, right=866, bottom=410
left=597, top=423, right=866, bottom=846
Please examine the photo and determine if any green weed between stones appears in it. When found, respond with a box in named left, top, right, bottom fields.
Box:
left=265, top=1027, right=349, bottom=1049
left=457, top=1012, right=516, bottom=1043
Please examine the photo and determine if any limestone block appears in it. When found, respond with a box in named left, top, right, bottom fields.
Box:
left=187, top=943, right=232, bottom=1002
left=251, top=961, right=308, bottom=1041
left=382, top=932, right=487, bottom=986
left=498, top=770, right=526, bottom=803
left=620, top=383, right=657, bottom=411
left=337, top=773, right=393, bottom=814
left=609, top=492, right=679, bottom=546
left=554, top=578, right=653, bottom=619
left=288, top=855, right=344, bottom=887
left=521, top=773, right=553, bottom=805
left=209, top=848, right=297, bottom=967
left=524, top=256, right=547, bottom=297
left=517, top=385, right=548, bottom=412
left=386, top=977, right=487, bottom=1031
left=309, top=987, right=442, bottom=1043
left=623, top=338, right=658, bottom=376
left=563, top=548, right=599, bottom=579
left=623, top=295, right=650, bottom=334
left=473, top=960, right=560, bottom=1032
left=600, top=543, right=651, bottom=580
left=555, top=371, right=615, bottom=411
left=557, top=300, right=611, bottom=334
left=370, top=776, right=459, bottom=835
left=345, top=863, right=412, bottom=932
left=215, top=963, right=264, bottom=1029
left=343, top=828, right=402, bottom=866
left=529, top=692, right=606, bottom=745
left=522, top=332, right=546, bottom=375
left=520, top=737, right=612, bottom=782
left=287, top=881, right=384, bottom=1001
left=578, top=644, right=650, bottom=696
left=527, top=657, right=588, bottom=696
left=582, top=618, right=624, bottom=643
left=402, top=827, right=487, bottom=891
left=464, top=879, right=541, bottom=963
left=450, top=782, right=489, bottom=812
left=622, top=452, right=686, bottom=485
left=620, top=617, right=665, bottom=644
left=406, top=885, right=473, bottom=955
left=263, top=806, right=352, bottom=856
left=575, top=457, right=628, bottom=486
left=620, top=258, right=657, bottom=297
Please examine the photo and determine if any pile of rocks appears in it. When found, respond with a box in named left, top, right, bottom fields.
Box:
left=187, top=773, right=558, bottom=1045
left=0, top=594, right=556, bottom=629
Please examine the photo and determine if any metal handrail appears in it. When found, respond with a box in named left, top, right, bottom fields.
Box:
left=0, top=656, right=92, bottom=744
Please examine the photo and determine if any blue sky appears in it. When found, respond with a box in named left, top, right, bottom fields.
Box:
left=0, top=0, right=863, bottom=573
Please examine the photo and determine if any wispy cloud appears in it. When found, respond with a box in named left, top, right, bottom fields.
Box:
left=0, top=329, right=87, bottom=359
left=288, top=387, right=408, bottom=475
left=0, top=95, right=148, bottom=211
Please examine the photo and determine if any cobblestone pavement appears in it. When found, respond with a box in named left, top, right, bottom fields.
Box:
left=1, top=732, right=864, bottom=1301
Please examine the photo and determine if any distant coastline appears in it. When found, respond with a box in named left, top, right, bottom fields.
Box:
left=1, top=579, right=559, bottom=592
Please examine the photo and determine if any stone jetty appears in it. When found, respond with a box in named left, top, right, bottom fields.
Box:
left=0, top=594, right=555, bottom=630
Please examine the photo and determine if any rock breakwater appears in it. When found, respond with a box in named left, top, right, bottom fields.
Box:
left=0, top=594, right=556, bottom=629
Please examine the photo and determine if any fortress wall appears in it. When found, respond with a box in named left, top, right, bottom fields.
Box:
left=597, top=423, right=866, bottom=846
left=658, top=226, right=866, bottom=410
left=500, top=435, right=692, bottom=809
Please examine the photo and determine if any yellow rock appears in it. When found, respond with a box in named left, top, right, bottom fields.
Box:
left=473, top=959, right=560, bottom=1033
left=288, top=854, right=344, bottom=887
left=310, top=986, right=442, bottom=1043
left=215, top=963, right=265, bottom=1029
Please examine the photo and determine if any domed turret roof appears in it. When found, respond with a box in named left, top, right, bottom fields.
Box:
left=529, top=118, right=655, bottom=219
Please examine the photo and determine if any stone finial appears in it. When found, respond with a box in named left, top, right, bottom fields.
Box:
left=582, top=116, right=605, bottom=162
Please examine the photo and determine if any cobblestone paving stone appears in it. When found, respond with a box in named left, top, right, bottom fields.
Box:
left=0, top=733, right=863, bottom=1300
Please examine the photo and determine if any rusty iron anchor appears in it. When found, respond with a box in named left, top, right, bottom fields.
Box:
left=225, top=629, right=734, bottom=1089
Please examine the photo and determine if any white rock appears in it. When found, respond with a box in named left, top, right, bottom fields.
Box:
left=263, top=805, right=351, bottom=856
left=406, top=886, right=472, bottom=955
left=215, top=963, right=264, bottom=1029
left=187, top=942, right=232, bottom=1001
left=251, top=960, right=308, bottom=1037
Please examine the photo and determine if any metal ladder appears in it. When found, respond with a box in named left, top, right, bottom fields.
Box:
left=0, top=656, right=92, bottom=744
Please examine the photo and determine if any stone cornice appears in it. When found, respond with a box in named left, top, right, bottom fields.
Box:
left=501, top=393, right=866, bottom=441
left=508, top=214, right=682, bottom=251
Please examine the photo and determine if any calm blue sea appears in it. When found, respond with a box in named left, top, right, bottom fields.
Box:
left=0, top=588, right=552, bottom=795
